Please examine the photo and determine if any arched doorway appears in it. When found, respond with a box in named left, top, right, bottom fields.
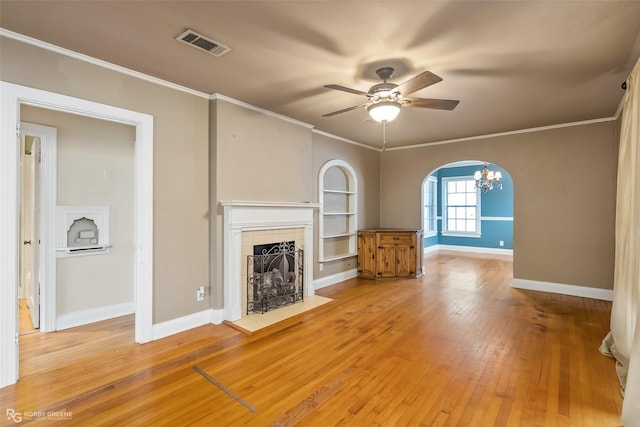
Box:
left=421, top=160, right=514, bottom=256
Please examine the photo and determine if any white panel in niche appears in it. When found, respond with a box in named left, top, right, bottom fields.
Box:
left=56, top=205, right=111, bottom=257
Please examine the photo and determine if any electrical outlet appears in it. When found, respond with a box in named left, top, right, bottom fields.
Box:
left=319, top=263, right=323, bottom=272
left=499, top=240, right=504, bottom=247
left=196, top=286, right=205, bottom=301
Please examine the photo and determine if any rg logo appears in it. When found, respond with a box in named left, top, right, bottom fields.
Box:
left=6, top=408, right=22, bottom=422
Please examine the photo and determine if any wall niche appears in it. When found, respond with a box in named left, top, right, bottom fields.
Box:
left=56, top=205, right=111, bottom=257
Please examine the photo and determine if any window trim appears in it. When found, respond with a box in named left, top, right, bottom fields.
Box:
left=423, top=176, right=438, bottom=238
left=441, top=176, right=481, bottom=238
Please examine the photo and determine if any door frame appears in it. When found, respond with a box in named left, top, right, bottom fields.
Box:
left=0, top=81, right=154, bottom=387
left=19, top=123, right=56, bottom=333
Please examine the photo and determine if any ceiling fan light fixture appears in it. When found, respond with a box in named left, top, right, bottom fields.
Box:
left=367, top=101, right=401, bottom=122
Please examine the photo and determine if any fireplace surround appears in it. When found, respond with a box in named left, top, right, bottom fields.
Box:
left=220, top=201, right=319, bottom=322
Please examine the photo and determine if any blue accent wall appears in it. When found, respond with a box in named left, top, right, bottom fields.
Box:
left=424, top=163, right=513, bottom=250
left=424, top=234, right=439, bottom=247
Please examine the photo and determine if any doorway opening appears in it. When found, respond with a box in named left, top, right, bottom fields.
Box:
left=19, top=133, right=40, bottom=335
left=421, top=160, right=514, bottom=256
left=19, top=111, right=137, bottom=340
left=1, top=82, right=154, bottom=388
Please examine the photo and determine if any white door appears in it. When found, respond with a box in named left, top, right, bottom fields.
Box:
left=20, top=136, right=40, bottom=329
left=30, top=137, right=41, bottom=329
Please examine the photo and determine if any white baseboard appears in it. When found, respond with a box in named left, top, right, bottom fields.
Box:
left=424, top=244, right=513, bottom=256
left=56, top=301, right=135, bottom=331
left=512, top=278, right=613, bottom=301
left=423, top=244, right=439, bottom=255
left=314, top=268, right=358, bottom=290
left=152, top=308, right=224, bottom=340
left=210, top=308, right=224, bottom=325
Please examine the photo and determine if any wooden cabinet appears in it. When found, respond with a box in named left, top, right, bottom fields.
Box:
left=357, top=229, right=423, bottom=280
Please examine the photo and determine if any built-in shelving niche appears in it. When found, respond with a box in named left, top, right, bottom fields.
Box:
left=318, top=160, right=358, bottom=262
left=56, top=205, right=112, bottom=258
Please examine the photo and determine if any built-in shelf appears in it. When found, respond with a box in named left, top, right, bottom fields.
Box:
left=319, top=160, right=358, bottom=263
left=56, top=244, right=112, bottom=255
left=322, top=212, right=355, bottom=216
left=323, top=189, right=356, bottom=194
left=321, top=253, right=357, bottom=262
left=321, top=232, right=357, bottom=239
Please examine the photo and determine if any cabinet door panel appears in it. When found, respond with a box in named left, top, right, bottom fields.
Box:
left=395, top=244, right=412, bottom=277
left=378, top=245, right=396, bottom=278
left=357, top=232, right=376, bottom=278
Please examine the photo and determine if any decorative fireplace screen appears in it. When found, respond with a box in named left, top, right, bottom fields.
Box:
left=247, top=241, right=304, bottom=314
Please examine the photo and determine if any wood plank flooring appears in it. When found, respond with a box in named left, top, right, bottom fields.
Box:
left=18, top=299, right=37, bottom=335
left=0, top=252, right=622, bottom=426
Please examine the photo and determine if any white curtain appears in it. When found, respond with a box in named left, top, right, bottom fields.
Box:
left=600, top=57, right=640, bottom=425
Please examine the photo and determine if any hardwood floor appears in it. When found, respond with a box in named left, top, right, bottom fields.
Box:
left=1, top=252, right=622, bottom=426
left=18, top=299, right=37, bottom=335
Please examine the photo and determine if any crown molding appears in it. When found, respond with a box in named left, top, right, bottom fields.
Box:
left=311, top=129, right=379, bottom=151
left=211, top=93, right=314, bottom=129
left=385, top=116, right=618, bottom=152
left=0, top=28, right=210, bottom=99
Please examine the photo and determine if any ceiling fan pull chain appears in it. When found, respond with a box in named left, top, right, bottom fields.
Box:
left=382, top=121, right=387, bottom=152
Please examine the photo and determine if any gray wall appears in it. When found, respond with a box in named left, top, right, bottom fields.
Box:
left=214, top=99, right=313, bottom=202
left=380, top=120, right=618, bottom=289
left=1, top=36, right=210, bottom=323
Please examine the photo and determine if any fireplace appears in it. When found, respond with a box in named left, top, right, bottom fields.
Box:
left=247, top=240, right=304, bottom=314
left=220, top=201, right=319, bottom=322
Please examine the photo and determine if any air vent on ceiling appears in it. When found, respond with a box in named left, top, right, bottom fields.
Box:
left=176, top=29, right=231, bottom=57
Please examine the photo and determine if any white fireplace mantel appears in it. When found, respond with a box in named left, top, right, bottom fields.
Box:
left=220, top=200, right=319, bottom=321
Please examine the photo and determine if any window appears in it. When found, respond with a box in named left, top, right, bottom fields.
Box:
left=423, top=176, right=437, bottom=237
left=318, top=160, right=358, bottom=262
left=442, top=177, right=480, bottom=237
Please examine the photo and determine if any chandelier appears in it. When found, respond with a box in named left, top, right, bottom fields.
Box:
left=474, top=163, right=502, bottom=193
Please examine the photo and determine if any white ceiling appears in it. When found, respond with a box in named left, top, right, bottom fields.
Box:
left=1, top=1, right=639, bottom=149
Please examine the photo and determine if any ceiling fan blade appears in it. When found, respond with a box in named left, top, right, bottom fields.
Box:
left=395, top=71, right=443, bottom=96
left=322, top=103, right=370, bottom=117
left=403, top=97, right=459, bottom=110
left=324, top=84, right=369, bottom=97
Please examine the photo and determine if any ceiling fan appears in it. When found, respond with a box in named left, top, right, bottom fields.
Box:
left=323, top=67, right=459, bottom=122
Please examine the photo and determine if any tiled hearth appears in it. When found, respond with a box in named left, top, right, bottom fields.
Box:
left=230, top=295, right=332, bottom=332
